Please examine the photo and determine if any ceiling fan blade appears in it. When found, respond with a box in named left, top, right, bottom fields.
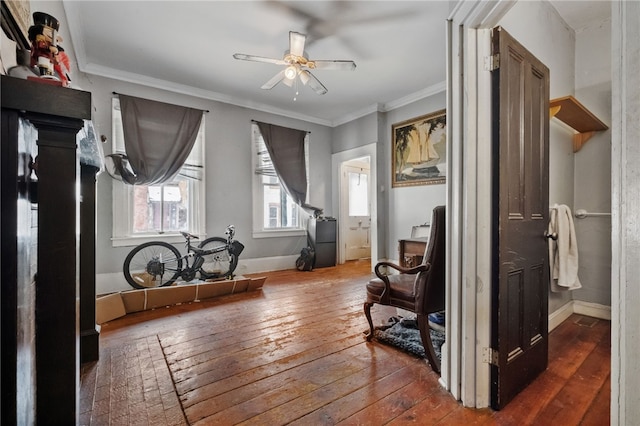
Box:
left=310, top=60, right=357, bottom=71
left=261, top=70, right=286, bottom=90
left=282, top=76, right=294, bottom=87
left=233, top=53, right=286, bottom=66
left=303, top=71, right=328, bottom=95
left=289, top=31, right=306, bottom=57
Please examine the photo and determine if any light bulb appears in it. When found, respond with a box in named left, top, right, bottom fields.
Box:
left=284, top=65, right=297, bottom=80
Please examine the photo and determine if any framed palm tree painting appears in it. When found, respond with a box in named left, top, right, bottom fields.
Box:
left=392, top=109, right=446, bottom=187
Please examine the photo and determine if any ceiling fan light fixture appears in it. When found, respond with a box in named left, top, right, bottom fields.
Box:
left=284, top=65, right=297, bottom=80
left=234, top=30, right=355, bottom=95
left=299, top=70, right=310, bottom=85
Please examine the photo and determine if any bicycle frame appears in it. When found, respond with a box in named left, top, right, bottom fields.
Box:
left=123, top=225, right=242, bottom=289
left=179, top=225, right=241, bottom=280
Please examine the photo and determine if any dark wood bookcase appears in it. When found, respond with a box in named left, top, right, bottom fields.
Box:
left=1, top=75, right=92, bottom=424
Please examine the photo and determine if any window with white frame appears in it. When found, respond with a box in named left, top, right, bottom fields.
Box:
left=111, top=98, right=205, bottom=246
left=251, top=123, right=308, bottom=238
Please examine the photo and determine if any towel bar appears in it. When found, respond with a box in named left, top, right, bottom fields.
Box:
left=574, top=209, right=611, bottom=219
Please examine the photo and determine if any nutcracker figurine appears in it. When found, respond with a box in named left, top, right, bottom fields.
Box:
left=27, top=12, right=71, bottom=86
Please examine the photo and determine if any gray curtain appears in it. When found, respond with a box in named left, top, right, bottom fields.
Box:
left=256, top=122, right=321, bottom=215
left=110, top=94, right=203, bottom=185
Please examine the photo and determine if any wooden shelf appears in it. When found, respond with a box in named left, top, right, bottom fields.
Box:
left=549, top=96, right=608, bottom=152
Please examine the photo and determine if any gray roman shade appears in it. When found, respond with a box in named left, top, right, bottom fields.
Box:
left=256, top=121, right=321, bottom=215
left=107, top=94, right=203, bottom=185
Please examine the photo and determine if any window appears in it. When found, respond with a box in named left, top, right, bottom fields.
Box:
left=348, top=170, right=369, bottom=217
left=251, top=123, right=308, bottom=237
left=111, top=98, right=205, bottom=246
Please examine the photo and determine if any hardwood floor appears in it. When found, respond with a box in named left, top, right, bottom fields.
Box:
left=80, top=260, right=610, bottom=425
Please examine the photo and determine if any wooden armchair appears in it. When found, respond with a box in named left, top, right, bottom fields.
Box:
left=364, top=205, right=446, bottom=373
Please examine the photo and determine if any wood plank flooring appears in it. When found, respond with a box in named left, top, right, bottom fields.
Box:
left=80, top=260, right=610, bottom=425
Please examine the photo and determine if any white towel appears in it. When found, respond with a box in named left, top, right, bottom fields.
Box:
left=548, top=204, right=582, bottom=292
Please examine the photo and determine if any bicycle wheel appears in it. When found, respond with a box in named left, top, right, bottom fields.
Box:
left=123, top=242, right=183, bottom=289
left=198, top=237, right=238, bottom=279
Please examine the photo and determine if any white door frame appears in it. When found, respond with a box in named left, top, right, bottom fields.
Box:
left=340, top=160, right=371, bottom=261
left=450, top=1, right=635, bottom=417
left=611, top=2, right=640, bottom=424
left=332, top=143, right=378, bottom=267
left=446, top=0, right=516, bottom=408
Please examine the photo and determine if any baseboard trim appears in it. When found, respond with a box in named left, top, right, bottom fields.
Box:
left=549, top=300, right=574, bottom=332
left=573, top=300, right=612, bottom=320
left=549, top=299, right=612, bottom=331
left=97, top=255, right=299, bottom=295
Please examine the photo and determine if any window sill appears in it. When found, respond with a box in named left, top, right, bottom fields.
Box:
left=252, top=229, right=306, bottom=239
left=111, top=233, right=206, bottom=248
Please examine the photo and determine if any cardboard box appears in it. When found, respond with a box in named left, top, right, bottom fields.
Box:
left=96, top=293, right=126, bottom=324
left=196, top=280, right=235, bottom=300
left=97, top=276, right=266, bottom=321
left=146, top=285, right=197, bottom=309
left=247, top=276, right=267, bottom=291
left=121, top=289, right=146, bottom=313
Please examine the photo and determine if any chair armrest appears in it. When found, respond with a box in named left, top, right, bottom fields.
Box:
left=374, top=261, right=429, bottom=280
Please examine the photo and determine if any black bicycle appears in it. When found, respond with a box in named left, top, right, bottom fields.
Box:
left=123, top=225, right=244, bottom=289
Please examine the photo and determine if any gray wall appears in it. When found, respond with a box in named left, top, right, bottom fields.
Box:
left=572, top=19, right=612, bottom=306
left=86, top=75, right=334, bottom=277
left=29, top=0, right=337, bottom=279
left=500, top=1, right=612, bottom=311
left=332, top=93, right=447, bottom=262
left=32, top=0, right=612, bottom=308
left=500, top=2, right=575, bottom=314
left=382, top=94, right=447, bottom=261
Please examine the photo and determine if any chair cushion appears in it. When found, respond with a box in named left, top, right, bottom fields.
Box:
left=366, top=275, right=417, bottom=311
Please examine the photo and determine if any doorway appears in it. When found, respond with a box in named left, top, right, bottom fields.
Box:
left=340, top=157, right=371, bottom=261
left=331, top=143, right=378, bottom=267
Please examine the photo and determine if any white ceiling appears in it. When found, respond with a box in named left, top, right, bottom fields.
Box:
left=62, top=1, right=611, bottom=127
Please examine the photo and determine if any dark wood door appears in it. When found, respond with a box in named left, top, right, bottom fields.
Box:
left=490, top=27, right=550, bottom=410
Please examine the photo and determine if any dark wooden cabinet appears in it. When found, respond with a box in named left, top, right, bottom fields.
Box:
left=308, top=218, right=337, bottom=268
left=1, top=75, right=91, bottom=425
left=80, top=164, right=100, bottom=363
left=398, top=237, right=428, bottom=268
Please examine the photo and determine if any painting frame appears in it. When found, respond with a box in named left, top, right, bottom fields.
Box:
left=392, top=109, right=447, bottom=188
left=2, top=0, right=31, bottom=50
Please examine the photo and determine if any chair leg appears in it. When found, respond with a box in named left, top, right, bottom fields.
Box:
left=417, top=314, right=441, bottom=375
left=364, top=302, right=375, bottom=341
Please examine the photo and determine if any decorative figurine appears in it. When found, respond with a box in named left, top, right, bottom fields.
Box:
left=27, top=12, right=71, bottom=86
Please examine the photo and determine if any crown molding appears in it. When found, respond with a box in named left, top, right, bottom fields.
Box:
left=81, top=61, right=445, bottom=128
left=80, top=63, right=334, bottom=127
left=330, top=81, right=447, bottom=127
left=383, top=81, right=447, bottom=112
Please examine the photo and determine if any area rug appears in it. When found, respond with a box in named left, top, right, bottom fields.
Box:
left=373, top=316, right=445, bottom=361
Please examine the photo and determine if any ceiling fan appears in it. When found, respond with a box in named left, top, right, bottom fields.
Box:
left=233, top=31, right=356, bottom=95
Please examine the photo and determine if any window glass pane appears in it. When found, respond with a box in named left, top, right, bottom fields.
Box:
left=252, top=123, right=306, bottom=233
left=132, top=179, right=189, bottom=233
left=348, top=171, right=369, bottom=216
left=112, top=98, right=205, bottom=242
left=262, top=183, right=299, bottom=229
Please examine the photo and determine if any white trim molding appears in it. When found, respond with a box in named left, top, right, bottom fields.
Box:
left=548, top=300, right=611, bottom=332
left=447, top=0, right=515, bottom=409
left=611, top=2, right=640, bottom=423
